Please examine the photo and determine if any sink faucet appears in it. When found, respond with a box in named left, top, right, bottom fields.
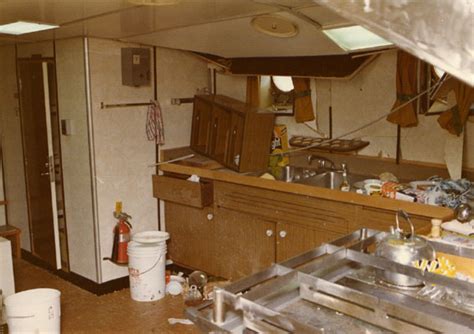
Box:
left=340, top=162, right=348, bottom=173
left=307, top=154, right=336, bottom=170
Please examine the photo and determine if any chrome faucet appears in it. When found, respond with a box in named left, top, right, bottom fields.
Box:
left=307, top=154, right=336, bottom=170
left=340, top=162, right=348, bottom=173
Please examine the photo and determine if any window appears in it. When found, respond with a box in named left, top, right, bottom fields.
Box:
left=258, top=76, right=294, bottom=115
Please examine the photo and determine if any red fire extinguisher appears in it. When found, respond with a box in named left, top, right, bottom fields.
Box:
left=111, top=212, right=132, bottom=264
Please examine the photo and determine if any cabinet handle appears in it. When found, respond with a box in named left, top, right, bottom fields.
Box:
left=207, top=213, right=214, bottom=221
left=266, top=229, right=273, bottom=237
left=279, top=230, right=287, bottom=238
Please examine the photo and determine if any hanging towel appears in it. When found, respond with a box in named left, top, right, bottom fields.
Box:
left=387, top=50, right=428, bottom=127
left=292, top=77, right=315, bottom=123
left=146, top=99, right=165, bottom=145
left=436, top=77, right=474, bottom=135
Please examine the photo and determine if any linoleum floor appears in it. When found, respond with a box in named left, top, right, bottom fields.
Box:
left=13, top=259, right=200, bottom=333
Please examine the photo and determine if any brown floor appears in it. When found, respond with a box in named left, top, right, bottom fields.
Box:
left=13, top=259, right=200, bottom=333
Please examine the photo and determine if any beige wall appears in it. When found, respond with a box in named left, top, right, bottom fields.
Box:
left=17, top=41, right=54, bottom=58
left=216, top=72, right=246, bottom=102
left=156, top=48, right=209, bottom=150
left=0, top=45, right=30, bottom=249
left=56, top=38, right=98, bottom=281
left=88, top=39, right=154, bottom=282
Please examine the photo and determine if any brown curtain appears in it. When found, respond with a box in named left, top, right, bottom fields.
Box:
left=292, top=77, right=315, bottom=123
left=387, top=50, right=428, bottom=127
left=436, top=77, right=474, bottom=135
left=246, top=76, right=260, bottom=107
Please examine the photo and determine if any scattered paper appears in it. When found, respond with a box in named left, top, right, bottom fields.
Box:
left=168, top=318, right=194, bottom=325
left=187, top=174, right=200, bottom=183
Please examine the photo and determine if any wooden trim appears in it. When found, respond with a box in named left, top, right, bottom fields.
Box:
left=0, top=200, right=6, bottom=206
left=157, top=163, right=453, bottom=220
left=15, top=46, right=35, bottom=254
left=21, top=250, right=129, bottom=295
left=229, top=54, right=376, bottom=79
left=52, top=41, right=71, bottom=271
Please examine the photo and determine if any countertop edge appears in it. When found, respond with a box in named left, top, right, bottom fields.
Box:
left=157, top=163, right=454, bottom=220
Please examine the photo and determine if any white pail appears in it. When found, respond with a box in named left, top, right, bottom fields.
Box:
left=128, top=231, right=169, bottom=302
left=4, top=288, right=61, bottom=333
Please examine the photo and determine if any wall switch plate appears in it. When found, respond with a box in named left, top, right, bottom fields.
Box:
left=61, top=119, right=74, bottom=136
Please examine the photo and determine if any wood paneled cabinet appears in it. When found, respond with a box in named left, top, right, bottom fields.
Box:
left=165, top=202, right=217, bottom=275
left=190, top=95, right=275, bottom=172
left=276, top=222, right=344, bottom=262
left=214, top=208, right=275, bottom=280
left=156, top=176, right=433, bottom=281
left=164, top=203, right=338, bottom=280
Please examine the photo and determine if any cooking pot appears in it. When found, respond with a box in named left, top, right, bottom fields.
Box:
left=375, top=210, right=436, bottom=287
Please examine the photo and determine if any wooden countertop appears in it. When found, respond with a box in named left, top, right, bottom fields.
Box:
left=158, top=163, right=454, bottom=220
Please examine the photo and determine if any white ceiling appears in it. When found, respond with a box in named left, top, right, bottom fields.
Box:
left=0, top=0, right=352, bottom=57
left=0, top=0, right=472, bottom=85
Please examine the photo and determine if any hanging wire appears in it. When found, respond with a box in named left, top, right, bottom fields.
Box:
left=272, top=77, right=446, bottom=156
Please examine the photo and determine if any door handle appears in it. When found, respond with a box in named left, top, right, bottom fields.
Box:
left=279, top=230, right=287, bottom=238
left=40, top=172, right=50, bottom=176
left=265, top=229, right=273, bottom=237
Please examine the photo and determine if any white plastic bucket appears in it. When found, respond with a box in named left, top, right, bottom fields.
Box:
left=4, top=288, right=61, bottom=333
left=128, top=232, right=169, bottom=302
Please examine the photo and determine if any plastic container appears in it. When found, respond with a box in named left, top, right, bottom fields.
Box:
left=127, top=231, right=169, bottom=302
left=4, top=288, right=61, bottom=333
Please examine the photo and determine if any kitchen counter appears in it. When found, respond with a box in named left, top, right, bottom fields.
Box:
left=154, top=150, right=456, bottom=280
left=158, top=162, right=453, bottom=220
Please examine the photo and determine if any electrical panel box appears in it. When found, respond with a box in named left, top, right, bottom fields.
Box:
left=121, top=48, right=151, bottom=87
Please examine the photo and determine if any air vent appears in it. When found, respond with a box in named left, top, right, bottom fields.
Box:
left=251, top=15, right=298, bottom=38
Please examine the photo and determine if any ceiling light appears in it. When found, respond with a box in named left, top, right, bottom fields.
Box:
left=0, top=21, right=59, bottom=35
left=251, top=15, right=298, bottom=38
left=128, top=0, right=181, bottom=5
left=323, top=25, right=392, bottom=51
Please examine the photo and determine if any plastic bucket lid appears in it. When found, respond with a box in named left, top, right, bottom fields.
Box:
left=132, top=231, right=169, bottom=244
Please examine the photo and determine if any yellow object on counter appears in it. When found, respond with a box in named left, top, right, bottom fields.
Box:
left=412, top=257, right=457, bottom=278
left=270, top=125, right=289, bottom=167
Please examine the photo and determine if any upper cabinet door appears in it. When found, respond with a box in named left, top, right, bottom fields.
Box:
left=190, top=97, right=213, bottom=155
left=190, top=95, right=275, bottom=172
left=209, top=105, right=232, bottom=164
left=226, top=112, right=245, bottom=169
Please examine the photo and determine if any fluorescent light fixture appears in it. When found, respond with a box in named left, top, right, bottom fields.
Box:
left=0, top=21, right=59, bottom=35
left=323, top=25, right=392, bottom=51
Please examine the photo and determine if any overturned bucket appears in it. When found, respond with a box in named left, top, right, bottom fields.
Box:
left=4, top=288, right=61, bottom=333
left=128, top=231, right=170, bottom=302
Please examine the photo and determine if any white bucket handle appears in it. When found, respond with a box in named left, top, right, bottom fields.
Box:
left=7, top=315, right=35, bottom=319
left=136, top=252, right=165, bottom=277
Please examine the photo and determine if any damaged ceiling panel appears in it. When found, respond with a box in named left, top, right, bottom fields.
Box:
left=314, top=0, right=474, bottom=86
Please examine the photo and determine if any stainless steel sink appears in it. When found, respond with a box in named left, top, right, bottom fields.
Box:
left=295, top=171, right=370, bottom=190
left=273, top=165, right=371, bottom=190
